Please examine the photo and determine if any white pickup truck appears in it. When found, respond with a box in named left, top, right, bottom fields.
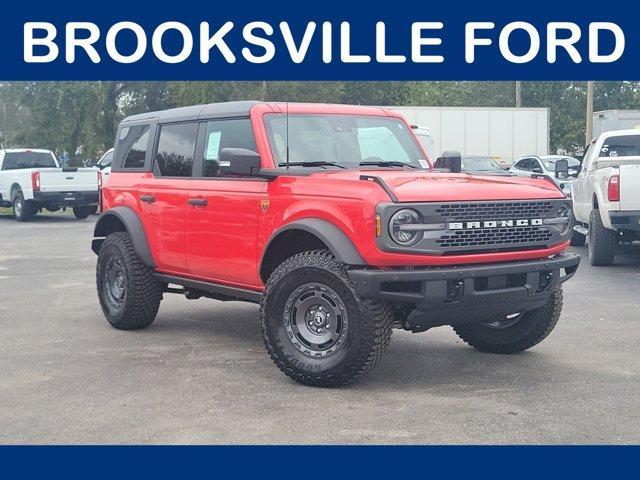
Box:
left=572, top=129, right=640, bottom=265
left=0, top=149, right=99, bottom=221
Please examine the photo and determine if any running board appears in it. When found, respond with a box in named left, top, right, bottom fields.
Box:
left=573, top=224, right=588, bottom=236
left=154, top=273, right=263, bottom=303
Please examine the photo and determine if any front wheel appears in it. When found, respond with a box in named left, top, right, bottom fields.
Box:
left=453, top=288, right=563, bottom=354
left=73, top=205, right=93, bottom=219
left=261, top=250, right=394, bottom=387
left=96, top=231, right=163, bottom=330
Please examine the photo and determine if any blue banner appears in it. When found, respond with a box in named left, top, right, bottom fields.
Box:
left=1, top=0, right=638, bottom=80
left=0, top=445, right=637, bottom=478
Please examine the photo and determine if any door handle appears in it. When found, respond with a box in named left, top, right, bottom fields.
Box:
left=188, top=198, right=208, bottom=206
left=140, top=195, right=156, bottom=203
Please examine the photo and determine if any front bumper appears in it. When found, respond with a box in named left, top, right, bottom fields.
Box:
left=33, top=191, right=99, bottom=206
left=347, top=253, right=580, bottom=331
left=609, top=211, right=640, bottom=232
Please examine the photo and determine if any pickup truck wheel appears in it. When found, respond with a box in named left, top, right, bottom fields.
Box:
left=12, top=192, right=33, bottom=222
left=73, top=206, right=93, bottom=219
left=261, top=250, right=394, bottom=387
left=453, top=288, right=563, bottom=354
left=96, top=232, right=162, bottom=330
left=588, top=210, right=616, bottom=266
left=569, top=229, right=586, bottom=246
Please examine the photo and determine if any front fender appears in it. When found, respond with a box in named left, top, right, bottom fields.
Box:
left=92, top=206, right=155, bottom=268
left=263, top=218, right=366, bottom=267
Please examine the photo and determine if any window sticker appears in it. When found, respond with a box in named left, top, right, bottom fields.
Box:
left=205, top=131, right=222, bottom=160
left=418, top=159, right=429, bottom=169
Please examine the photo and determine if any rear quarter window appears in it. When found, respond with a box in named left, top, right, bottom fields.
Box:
left=116, top=124, right=151, bottom=170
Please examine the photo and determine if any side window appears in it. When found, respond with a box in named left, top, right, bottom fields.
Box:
left=121, top=125, right=150, bottom=169
left=202, top=118, right=256, bottom=177
left=155, top=122, right=198, bottom=177
left=515, top=158, right=531, bottom=171
left=531, top=159, right=543, bottom=172
left=600, top=135, right=640, bottom=158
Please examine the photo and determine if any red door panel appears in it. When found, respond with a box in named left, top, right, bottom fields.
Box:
left=137, top=178, right=190, bottom=274
left=186, top=179, right=266, bottom=288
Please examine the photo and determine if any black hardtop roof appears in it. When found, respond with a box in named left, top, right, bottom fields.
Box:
left=120, top=100, right=264, bottom=125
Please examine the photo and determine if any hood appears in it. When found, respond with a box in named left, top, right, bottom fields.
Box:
left=309, top=169, right=566, bottom=202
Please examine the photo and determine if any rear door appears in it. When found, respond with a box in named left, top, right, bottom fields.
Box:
left=137, top=122, right=199, bottom=275
left=186, top=118, right=266, bottom=288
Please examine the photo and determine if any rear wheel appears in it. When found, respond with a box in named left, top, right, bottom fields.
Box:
left=73, top=206, right=93, bottom=219
left=12, top=191, right=33, bottom=222
left=453, top=288, right=563, bottom=354
left=588, top=210, right=616, bottom=266
left=261, top=250, right=393, bottom=387
left=96, top=231, right=162, bottom=330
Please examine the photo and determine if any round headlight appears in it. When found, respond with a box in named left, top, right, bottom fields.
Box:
left=389, top=209, right=422, bottom=246
left=558, top=203, right=573, bottom=236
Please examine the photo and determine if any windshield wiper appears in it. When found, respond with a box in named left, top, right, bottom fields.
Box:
left=278, top=161, right=346, bottom=169
left=358, top=160, right=418, bottom=169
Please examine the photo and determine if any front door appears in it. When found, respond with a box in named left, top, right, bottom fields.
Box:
left=186, top=118, right=266, bottom=288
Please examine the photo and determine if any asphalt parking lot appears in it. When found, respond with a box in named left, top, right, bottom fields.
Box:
left=0, top=211, right=639, bottom=444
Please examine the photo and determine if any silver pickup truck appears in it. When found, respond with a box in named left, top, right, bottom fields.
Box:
left=0, top=149, right=99, bottom=221
left=572, top=129, right=640, bottom=265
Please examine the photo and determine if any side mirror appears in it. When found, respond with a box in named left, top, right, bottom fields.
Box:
left=532, top=166, right=543, bottom=174
left=436, top=150, right=462, bottom=173
left=555, top=158, right=569, bottom=179
left=219, top=148, right=262, bottom=177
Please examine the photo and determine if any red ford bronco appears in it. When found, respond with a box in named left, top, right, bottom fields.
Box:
left=92, top=101, right=580, bottom=387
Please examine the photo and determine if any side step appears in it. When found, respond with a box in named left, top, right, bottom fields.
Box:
left=154, top=273, right=263, bottom=304
left=573, top=224, right=588, bottom=236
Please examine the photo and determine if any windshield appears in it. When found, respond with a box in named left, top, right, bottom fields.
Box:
left=2, top=151, right=56, bottom=170
left=543, top=157, right=580, bottom=171
left=264, top=114, right=427, bottom=169
left=98, top=150, right=114, bottom=168
left=462, top=156, right=503, bottom=172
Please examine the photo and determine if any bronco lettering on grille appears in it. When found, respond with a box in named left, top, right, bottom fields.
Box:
left=448, top=219, right=543, bottom=230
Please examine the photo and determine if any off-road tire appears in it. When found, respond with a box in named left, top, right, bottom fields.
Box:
left=569, top=229, right=586, bottom=246
left=73, top=206, right=93, bottom=219
left=588, top=209, right=616, bottom=266
left=453, top=288, right=563, bottom=354
left=12, top=191, right=34, bottom=222
left=261, top=250, right=394, bottom=387
left=96, top=231, right=162, bottom=330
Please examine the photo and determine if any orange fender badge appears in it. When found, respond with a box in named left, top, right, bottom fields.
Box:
left=260, top=200, right=270, bottom=212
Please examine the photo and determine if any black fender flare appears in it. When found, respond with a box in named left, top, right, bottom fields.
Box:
left=91, top=206, right=155, bottom=268
left=262, top=218, right=366, bottom=269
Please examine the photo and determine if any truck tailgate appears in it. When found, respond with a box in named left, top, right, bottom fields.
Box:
left=620, top=164, right=640, bottom=211
left=39, top=169, right=98, bottom=193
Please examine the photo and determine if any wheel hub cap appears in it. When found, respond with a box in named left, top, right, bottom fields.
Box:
left=283, top=283, right=348, bottom=358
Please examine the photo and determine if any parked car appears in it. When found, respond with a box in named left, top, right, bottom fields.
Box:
left=572, top=129, right=640, bottom=265
left=435, top=155, right=507, bottom=175
left=0, top=148, right=99, bottom=221
left=91, top=101, right=579, bottom=387
left=510, top=155, right=580, bottom=196
left=96, top=148, right=114, bottom=183
left=411, top=125, right=435, bottom=160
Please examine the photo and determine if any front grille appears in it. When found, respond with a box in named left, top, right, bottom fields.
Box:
left=378, top=199, right=571, bottom=256
left=436, top=201, right=554, bottom=221
left=436, top=225, right=553, bottom=249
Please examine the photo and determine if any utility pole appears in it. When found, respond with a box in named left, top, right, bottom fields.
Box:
left=260, top=81, right=268, bottom=101
left=515, top=81, right=522, bottom=108
left=586, top=81, right=595, bottom=145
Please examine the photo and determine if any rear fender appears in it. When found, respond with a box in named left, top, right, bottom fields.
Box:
left=92, top=206, right=155, bottom=267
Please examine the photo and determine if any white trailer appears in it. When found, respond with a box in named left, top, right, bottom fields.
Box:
left=388, top=106, right=549, bottom=166
left=593, top=110, right=640, bottom=138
